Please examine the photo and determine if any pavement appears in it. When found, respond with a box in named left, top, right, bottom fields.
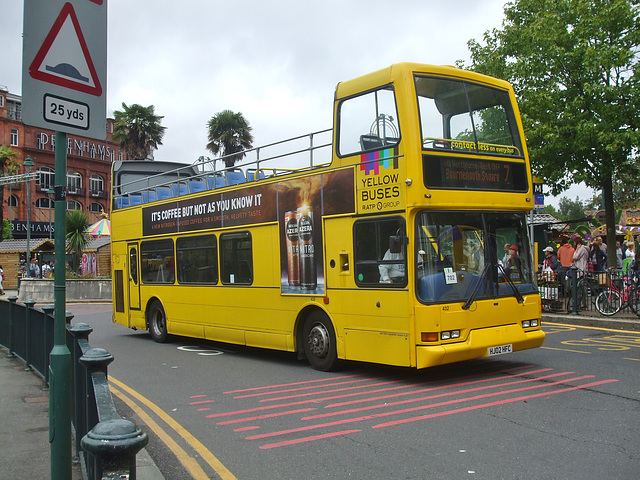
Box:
left=1, top=289, right=638, bottom=479
left=0, top=290, right=164, bottom=480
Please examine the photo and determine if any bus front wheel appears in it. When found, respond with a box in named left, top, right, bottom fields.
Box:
left=148, top=300, right=168, bottom=343
left=303, top=311, right=338, bottom=371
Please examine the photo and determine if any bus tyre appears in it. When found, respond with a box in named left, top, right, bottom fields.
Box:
left=148, top=300, right=169, bottom=343
left=303, top=311, right=338, bottom=371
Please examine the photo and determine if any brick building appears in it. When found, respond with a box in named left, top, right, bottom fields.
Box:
left=0, top=85, right=127, bottom=241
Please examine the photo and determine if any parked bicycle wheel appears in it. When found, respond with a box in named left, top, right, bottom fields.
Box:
left=566, top=278, right=588, bottom=313
left=595, top=289, right=622, bottom=316
left=627, top=285, right=640, bottom=316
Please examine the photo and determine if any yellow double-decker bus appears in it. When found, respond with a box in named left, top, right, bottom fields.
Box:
left=111, top=63, right=545, bottom=371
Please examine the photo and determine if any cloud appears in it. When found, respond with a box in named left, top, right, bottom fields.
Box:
left=5, top=0, right=507, bottom=163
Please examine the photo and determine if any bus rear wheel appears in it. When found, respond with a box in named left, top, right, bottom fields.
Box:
left=148, top=300, right=168, bottom=343
left=303, top=311, right=338, bottom=371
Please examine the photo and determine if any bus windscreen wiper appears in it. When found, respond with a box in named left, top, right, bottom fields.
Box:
left=496, top=264, right=525, bottom=304
left=462, top=264, right=490, bottom=310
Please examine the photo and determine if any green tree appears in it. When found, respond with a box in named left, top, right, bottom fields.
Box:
left=206, top=110, right=254, bottom=168
left=557, top=197, right=588, bottom=222
left=463, top=0, right=640, bottom=268
left=2, top=219, right=12, bottom=240
left=113, top=103, right=167, bottom=160
left=65, top=210, right=90, bottom=274
left=611, top=168, right=640, bottom=208
left=0, top=145, right=19, bottom=240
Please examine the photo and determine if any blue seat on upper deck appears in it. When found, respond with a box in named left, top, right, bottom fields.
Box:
left=207, top=175, right=226, bottom=189
left=225, top=169, right=246, bottom=186
left=189, top=180, right=207, bottom=193
left=142, top=191, right=157, bottom=203
left=246, top=168, right=266, bottom=181
left=172, top=184, right=189, bottom=196
left=157, top=187, right=173, bottom=200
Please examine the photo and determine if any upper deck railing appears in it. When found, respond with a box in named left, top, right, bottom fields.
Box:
left=112, top=128, right=333, bottom=210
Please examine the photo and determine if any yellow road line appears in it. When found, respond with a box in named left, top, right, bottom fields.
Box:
left=110, top=386, right=210, bottom=479
left=624, top=357, right=640, bottom=362
left=544, top=321, right=640, bottom=334
left=541, top=346, right=591, bottom=354
left=111, top=377, right=238, bottom=480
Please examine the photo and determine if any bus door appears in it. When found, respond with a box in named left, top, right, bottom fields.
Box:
left=128, top=243, right=141, bottom=313
left=324, top=216, right=412, bottom=367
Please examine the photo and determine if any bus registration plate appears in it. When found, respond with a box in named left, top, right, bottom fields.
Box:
left=488, top=344, right=512, bottom=356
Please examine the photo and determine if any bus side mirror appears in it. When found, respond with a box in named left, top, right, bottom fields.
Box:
left=389, top=234, right=408, bottom=254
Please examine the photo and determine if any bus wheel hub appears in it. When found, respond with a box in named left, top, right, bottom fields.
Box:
left=308, top=324, right=329, bottom=358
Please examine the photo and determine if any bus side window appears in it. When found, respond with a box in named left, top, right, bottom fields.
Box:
left=354, top=217, right=406, bottom=287
left=338, top=86, right=399, bottom=156
left=220, top=232, right=253, bottom=285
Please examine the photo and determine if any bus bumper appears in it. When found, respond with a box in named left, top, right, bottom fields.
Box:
left=415, top=324, right=545, bottom=369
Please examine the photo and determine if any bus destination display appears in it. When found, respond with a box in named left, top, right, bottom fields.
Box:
left=423, top=155, right=528, bottom=192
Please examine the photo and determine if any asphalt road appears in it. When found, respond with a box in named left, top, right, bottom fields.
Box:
left=70, top=304, right=640, bottom=480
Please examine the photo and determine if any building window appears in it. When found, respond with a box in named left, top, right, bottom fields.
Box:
left=10, top=128, right=18, bottom=146
left=36, top=198, right=54, bottom=209
left=7, top=100, right=21, bottom=121
left=88, top=202, right=103, bottom=213
left=67, top=171, right=82, bottom=193
left=220, top=231, right=252, bottom=285
left=66, top=200, right=82, bottom=211
left=37, top=167, right=55, bottom=189
left=0, top=95, right=4, bottom=108
left=89, top=174, right=104, bottom=195
left=8, top=195, right=18, bottom=208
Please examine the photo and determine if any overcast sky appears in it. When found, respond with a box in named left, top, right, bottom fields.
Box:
left=2, top=0, right=594, bottom=206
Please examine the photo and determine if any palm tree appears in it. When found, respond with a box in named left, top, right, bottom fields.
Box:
left=65, top=209, right=90, bottom=274
left=206, top=110, right=254, bottom=167
left=112, top=103, right=167, bottom=160
left=0, top=145, right=19, bottom=239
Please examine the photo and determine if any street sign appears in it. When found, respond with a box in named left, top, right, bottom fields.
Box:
left=22, top=0, right=107, bottom=139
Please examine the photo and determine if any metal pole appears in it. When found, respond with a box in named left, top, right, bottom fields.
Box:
left=50, top=131, right=72, bottom=480
left=24, top=157, right=34, bottom=272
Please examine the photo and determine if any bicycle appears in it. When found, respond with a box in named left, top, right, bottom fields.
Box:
left=594, top=270, right=640, bottom=316
left=565, top=273, right=593, bottom=313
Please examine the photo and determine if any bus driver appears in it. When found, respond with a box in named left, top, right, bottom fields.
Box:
left=379, top=248, right=405, bottom=283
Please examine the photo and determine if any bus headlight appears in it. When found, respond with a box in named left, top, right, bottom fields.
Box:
left=522, top=320, right=539, bottom=328
left=441, top=330, right=460, bottom=340
left=421, top=330, right=461, bottom=342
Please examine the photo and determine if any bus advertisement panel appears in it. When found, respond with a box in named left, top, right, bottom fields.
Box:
left=277, top=169, right=354, bottom=295
left=356, top=147, right=405, bottom=214
left=141, top=168, right=355, bottom=296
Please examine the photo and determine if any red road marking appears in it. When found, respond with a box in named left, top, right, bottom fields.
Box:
left=223, top=375, right=363, bottom=394
left=324, top=368, right=553, bottom=409
left=258, top=430, right=362, bottom=450
left=217, top=408, right=317, bottom=426
left=233, top=377, right=382, bottom=399
left=305, top=371, right=570, bottom=420
left=245, top=375, right=595, bottom=441
left=372, top=379, right=619, bottom=428
left=234, top=426, right=260, bottom=432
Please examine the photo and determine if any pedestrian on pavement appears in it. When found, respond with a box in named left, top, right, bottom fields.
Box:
left=542, top=246, right=561, bottom=273
left=572, top=235, right=589, bottom=277
left=0, top=264, right=5, bottom=295
left=616, top=241, right=624, bottom=268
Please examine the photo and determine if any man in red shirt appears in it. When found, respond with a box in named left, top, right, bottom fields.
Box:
left=556, top=238, right=575, bottom=267
left=556, top=237, right=575, bottom=296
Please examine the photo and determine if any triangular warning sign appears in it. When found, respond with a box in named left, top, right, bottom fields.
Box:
left=29, top=3, right=103, bottom=96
